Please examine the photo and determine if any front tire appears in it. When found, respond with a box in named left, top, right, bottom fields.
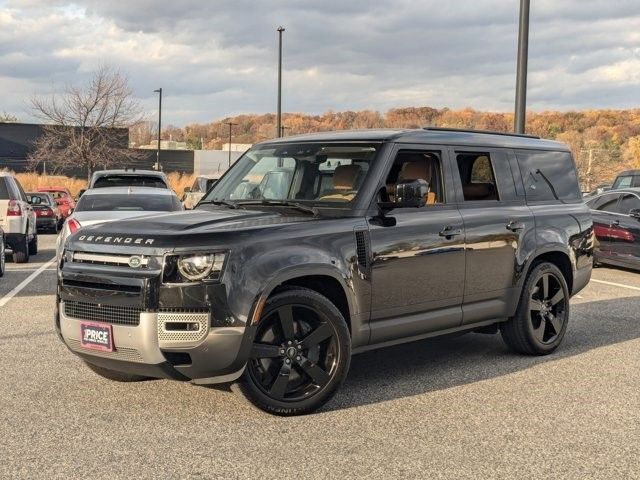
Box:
left=500, top=262, right=570, bottom=355
left=84, top=362, right=149, bottom=382
left=237, top=288, right=351, bottom=415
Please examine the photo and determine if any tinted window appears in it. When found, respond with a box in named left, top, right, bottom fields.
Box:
left=456, top=152, right=499, bottom=201
left=29, top=193, right=52, bottom=205
left=93, top=175, right=168, bottom=189
left=612, top=175, right=640, bottom=189
left=75, top=194, right=180, bottom=212
left=0, top=179, right=10, bottom=200
left=588, top=193, right=621, bottom=213
left=516, top=150, right=581, bottom=201
left=618, top=194, right=640, bottom=214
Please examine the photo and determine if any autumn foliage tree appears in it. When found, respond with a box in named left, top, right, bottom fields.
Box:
left=28, top=67, right=143, bottom=179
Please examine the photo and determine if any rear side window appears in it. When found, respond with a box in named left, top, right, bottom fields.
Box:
left=587, top=193, right=621, bottom=213
left=0, top=179, right=10, bottom=200
left=516, top=150, right=581, bottom=201
left=618, top=194, right=640, bottom=214
left=456, top=152, right=499, bottom=201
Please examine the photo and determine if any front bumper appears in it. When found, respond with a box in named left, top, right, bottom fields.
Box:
left=59, top=302, right=250, bottom=383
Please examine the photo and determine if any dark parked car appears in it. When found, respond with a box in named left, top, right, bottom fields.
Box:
left=611, top=170, right=640, bottom=190
left=586, top=188, right=640, bottom=271
left=56, top=128, right=593, bottom=415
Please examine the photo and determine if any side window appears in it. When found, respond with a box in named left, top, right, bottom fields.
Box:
left=456, top=152, right=499, bottom=201
left=516, top=150, right=582, bottom=201
left=591, top=194, right=621, bottom=213
left=14, top=180, right=28, bottom=202
left=618, top=194, right=640, bottom=214
left=0, top=179, right=10, bottom=200
left=383, top=150, right=444, bottom=205
left=613, top=176, right=632, bottom=189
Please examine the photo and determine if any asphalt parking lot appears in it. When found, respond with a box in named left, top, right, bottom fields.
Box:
left=0, top=235, right=638, bottom=479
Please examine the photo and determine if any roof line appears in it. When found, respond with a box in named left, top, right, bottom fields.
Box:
left=422, top=126, right=540, bottom=139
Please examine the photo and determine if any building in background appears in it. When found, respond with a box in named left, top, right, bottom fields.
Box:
left=221, top=142, right=252, bottom=152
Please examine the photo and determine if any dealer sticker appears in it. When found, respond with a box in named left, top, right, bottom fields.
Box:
left=80, top=322, right=113, bottom=352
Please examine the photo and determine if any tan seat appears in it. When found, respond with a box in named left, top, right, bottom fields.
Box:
left=397, top=160, right=437, bottom=204
left=462, top=182, right=496, bottom=201
left=319, top=164, right=361, bottom=201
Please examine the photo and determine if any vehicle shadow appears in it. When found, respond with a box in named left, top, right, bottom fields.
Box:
left=327, top=296, right=640, bottom=412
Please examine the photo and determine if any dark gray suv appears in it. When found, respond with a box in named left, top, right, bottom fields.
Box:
left=56, top=128, right=594, bottom=415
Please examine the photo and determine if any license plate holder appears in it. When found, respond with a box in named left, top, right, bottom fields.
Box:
left=80, top=322, right=113, bottom=352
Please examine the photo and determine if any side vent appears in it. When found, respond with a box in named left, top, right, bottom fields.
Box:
left=354, top=230, right=370, bottom=269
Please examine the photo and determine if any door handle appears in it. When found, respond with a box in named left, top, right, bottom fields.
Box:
left=506, top=220, right=525, bottom=232
left=439, top=225, right=463, bottom=237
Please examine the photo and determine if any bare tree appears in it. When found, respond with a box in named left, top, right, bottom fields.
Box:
left=0, top=112, right=18, bottom=122
left=28, top=66, right=143, bottom=179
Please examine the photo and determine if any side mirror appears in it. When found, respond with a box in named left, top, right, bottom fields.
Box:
left=630, top=208, right=640, bottom=219
left=394, top=179, right=428, bottom=208
left=30, top=196, right=42, bottom=205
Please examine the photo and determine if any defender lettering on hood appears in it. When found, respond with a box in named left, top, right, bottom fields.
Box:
left=77, top=235, right=155, bottom=245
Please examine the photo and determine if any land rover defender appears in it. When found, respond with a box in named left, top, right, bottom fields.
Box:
left=56, top=128, right=594, bottom=415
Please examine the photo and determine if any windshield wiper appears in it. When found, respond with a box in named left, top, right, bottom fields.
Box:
left=199, top=199, right=240, bottom=209
left=238, top=200, right=320, bottom=217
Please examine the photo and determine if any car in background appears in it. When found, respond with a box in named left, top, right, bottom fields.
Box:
left=57, top=186, right=183, bottom=257
left=0, top=173, right=38, bottom=263
left=611, top=170, right=640, bottom=190
left=89, top=169, right=169, bottom=189
left=586, top=188, right=640, bottom=271
left=28, top=192, right=62, bottom=233
left=37, top=186, right=76, bottom=220
left=182, top=175, right=219, bottom=209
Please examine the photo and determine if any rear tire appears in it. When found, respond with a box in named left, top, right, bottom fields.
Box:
left=28, top=233, right=38, bottom=255
left=12, top=234, right=29, bottom=264
left=237, top=288, right=351, bottom=415
left=84, top=362, right=149, bottom=382
left=501, top=262, right=570, bottom=355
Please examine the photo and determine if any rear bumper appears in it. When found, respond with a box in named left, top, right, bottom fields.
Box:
left=58, top=302, right=251, bottom=384
left=36, top=217, right=57, bottom=229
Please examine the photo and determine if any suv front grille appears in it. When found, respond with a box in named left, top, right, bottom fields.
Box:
left=71, top=252, right=150, bottom=268
left=64, top=301, right=143, bottom=326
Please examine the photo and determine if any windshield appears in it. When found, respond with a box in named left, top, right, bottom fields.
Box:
left=202, top=142, right=380, bottom=206
left=75, top=194, right=181, bottom=212
left=93, top=175, right=168, bottom=189
left=30, top=193, right=52, bottom=205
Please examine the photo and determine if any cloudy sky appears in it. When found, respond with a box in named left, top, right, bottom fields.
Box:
left=1, top=0, right=639, bottom=126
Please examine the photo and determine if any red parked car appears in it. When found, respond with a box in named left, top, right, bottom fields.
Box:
left=37, top=187, right=76, bottom=219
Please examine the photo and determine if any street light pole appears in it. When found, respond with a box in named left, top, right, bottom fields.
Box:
left=280, top=126, right=289, bottom=137
left=276, top=26, right=285, bottom=138
left=514, top=0, right=530, bottom=134
left=154, top=88, right=163, bottom=170
left=226, top=122, right=238, bottom=167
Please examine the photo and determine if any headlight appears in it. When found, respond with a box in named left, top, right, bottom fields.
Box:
left=164, top=252, right=226, bottom=283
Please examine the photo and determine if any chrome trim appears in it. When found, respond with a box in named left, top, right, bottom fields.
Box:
left=73, top=252, right=149, bottom=266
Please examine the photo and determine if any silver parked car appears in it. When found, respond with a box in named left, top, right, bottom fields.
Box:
left=57, top=186, right=183, bottom=257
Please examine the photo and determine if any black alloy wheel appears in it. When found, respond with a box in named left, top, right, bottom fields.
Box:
left=501, top=262, right=570, bottom=355
left=239, top=288, right=350, bottom=415
left=528, top=271, right=567, bottom=344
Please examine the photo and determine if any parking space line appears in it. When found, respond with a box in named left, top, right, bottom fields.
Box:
left=591, top=278, right=640, bottom=292
left=0, top=258, right=57, bottom=308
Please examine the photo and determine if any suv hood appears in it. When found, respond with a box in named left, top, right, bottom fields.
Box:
left=68, top=207, right=315, bottom=251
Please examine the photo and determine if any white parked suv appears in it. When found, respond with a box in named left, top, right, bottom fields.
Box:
left=0, top=173, right=38, bottom=263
